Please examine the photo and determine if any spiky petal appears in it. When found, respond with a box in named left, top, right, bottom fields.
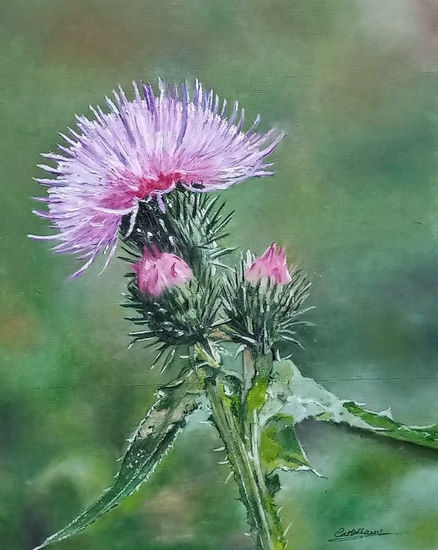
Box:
left=30, top=79, right=284, bottom=277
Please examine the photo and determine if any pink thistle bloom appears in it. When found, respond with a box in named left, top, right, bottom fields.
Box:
left=29, top=79, right=284, bottom=278
left=245, top=244, right=292, bottom=285
left=132, top=246, right=192, bottom=298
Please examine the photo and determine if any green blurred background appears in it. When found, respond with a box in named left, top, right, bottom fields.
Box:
left=1, top=1, right=438, bottom=549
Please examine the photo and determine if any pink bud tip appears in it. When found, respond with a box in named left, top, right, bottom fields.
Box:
left=245, top=243, right=292, bottom=285
left=132, top=246, right=192, bottom=298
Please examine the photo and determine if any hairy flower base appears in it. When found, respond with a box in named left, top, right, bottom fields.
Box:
left=223, top=254, right=311, bottom=353
left=124, top=272, right=222, bottom=352
left=120, top=189, right=234, bottom=279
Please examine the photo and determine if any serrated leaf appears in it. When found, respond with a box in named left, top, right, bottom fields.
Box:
left=260, top=413, right=315, bottom=474
left=34, top=369, right=202, bottom=549
left=271, top=359, right=438, bottom=452
left=342, top=401, right=438, bottom=450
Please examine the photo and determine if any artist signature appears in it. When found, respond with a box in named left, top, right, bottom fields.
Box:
left=328, top=527, right=394, bottom=543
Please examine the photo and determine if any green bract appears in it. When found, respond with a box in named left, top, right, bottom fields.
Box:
left=222, top=256, right=312, bottom=353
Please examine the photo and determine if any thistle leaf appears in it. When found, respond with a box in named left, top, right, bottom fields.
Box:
left=341, top=401, right=438, bottom=450
left=271, top=359, right=438, bottom=452
left=260, top=413, right=315, bottom=474
left=34, top=369, right=202, bottom=549
left=259, top=359, right=295, bottom=425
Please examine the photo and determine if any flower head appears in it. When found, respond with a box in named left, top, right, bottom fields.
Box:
left=245, top=244, right=292, bottom=285
left=30, top=79, right=284, bottom=278
left=132, top=246, right=192, bottom=298
left=224, top=250, right=310, bottom=352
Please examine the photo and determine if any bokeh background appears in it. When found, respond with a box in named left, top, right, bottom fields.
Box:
left=1, top=1, right=438, bottom=549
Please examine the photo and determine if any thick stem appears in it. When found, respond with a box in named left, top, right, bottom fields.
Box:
left=244, top=350, right=289, bottom=549
left=206, top=377, right=288, bottom=550
left=195, top=343, right=288, bottom=549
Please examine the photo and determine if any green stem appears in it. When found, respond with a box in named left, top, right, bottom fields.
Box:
left=195, top=343, right=288, bottom=550
left=206, top=377, right=287, bottom=550
left=244, top=350, right=288, bottom=549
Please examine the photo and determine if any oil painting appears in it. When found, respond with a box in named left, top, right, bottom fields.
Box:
left=2, top=2, right=438, bottom=550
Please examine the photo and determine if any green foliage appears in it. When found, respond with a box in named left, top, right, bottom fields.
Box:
left=260, top=414, right=313, bottom=474
left=205, top=375, right=289, bottom=550
left=272, top=360, right=438, bottom=453
left=26, top=354, right=438, bottom=549
left=247, top=377, right=270, bottom=413
left=34, top=368, right=202, bottom=549
left=342, top=402, right=438, bottom=450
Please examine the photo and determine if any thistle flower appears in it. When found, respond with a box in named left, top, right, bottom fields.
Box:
left=132, top=246, right=192, bottom=298
left=245, top=243, right=292, bottom=284
left=125, top=267, right=222, bottom=358
left=223, top=253, right=311, bottom=353
left=30, top=79, right=284, bottom=278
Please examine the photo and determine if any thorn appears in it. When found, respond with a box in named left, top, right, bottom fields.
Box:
left=277, top=505, right=283, bottom=514
left=283, top=522, right=293, bottom=537
left=379, top=407, right=394, bottom=419
left=218, top=459, right=229, bottom=465
left=213, top=446, right=226, bottom=452
left=225, top=471, right=233, bottom=484
left=244, top=532, right=251, bottom=537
